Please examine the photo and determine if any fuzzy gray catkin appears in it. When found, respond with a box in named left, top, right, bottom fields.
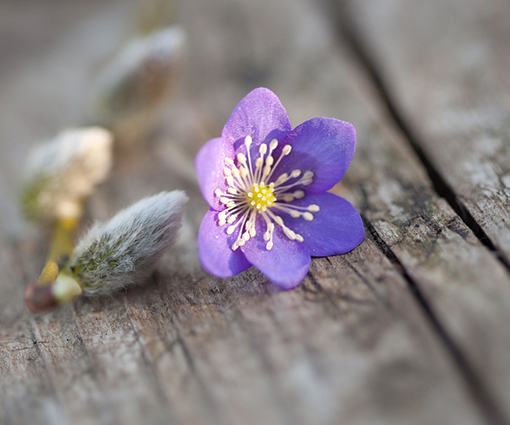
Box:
left=89, top=26, right=186, bottom=145
left=22, top=127, right=113, bottom=222
left=67, top=191, right=188, bottom=296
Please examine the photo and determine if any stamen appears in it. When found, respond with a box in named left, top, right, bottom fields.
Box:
left=214, top=135, right=316, bottom=251
left=237, top=153, right=247, bottom=164
left=275, top=173, right=289, bottom=185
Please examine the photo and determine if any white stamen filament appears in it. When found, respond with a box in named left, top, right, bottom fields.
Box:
left=214, top=136, right=319, bottom=251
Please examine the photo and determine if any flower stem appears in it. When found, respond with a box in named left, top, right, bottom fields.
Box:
left=24, top=216, right=81, bottom=312
left=45, top=216, right=78, bottom=276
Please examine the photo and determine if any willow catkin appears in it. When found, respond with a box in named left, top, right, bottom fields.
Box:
left=22, top=127, right=113, bottom=222
left=67, top=190, right=188, bottom=296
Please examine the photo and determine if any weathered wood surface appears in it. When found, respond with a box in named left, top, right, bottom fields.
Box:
left=341, top=0, right=510, bottom=259
left=1, top=0, right=510, bottom=425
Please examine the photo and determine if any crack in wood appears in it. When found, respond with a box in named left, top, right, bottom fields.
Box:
left=364, top=213, right=509, bottom=425
left=358, top=164, right=509, bottom=425
left=326, top=0, right=510, bottom=275
left=322, top=4, right=510, bottom=423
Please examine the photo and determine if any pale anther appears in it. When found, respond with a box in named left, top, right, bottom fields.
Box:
left=215, top=134, right=320, bottom=251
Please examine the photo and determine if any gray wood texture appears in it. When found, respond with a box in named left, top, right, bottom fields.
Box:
left=1, top=0, right=509, bottom=424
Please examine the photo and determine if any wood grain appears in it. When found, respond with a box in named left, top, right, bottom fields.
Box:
left=1, top=0, right=509, bottom=424
left=341, top=0, right=510, bottom=260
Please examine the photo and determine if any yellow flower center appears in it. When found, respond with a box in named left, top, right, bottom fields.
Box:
left=214, top=135, right=319, bottom=251
left=247, top=183, right=276, bottom=210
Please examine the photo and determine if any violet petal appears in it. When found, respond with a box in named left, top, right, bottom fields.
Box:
left=273, top=118, right=356, bottom=194
left=277, top=192, right=365, bottom=257
left=241, top=220, right=311, bottom=290
left=222, top=87, right=292, bottom=151
left=198, top=209, right=252, bottom=277
left=195, top=137, right=235, bottom=210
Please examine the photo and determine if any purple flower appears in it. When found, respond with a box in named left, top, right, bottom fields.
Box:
left=195, top=88, right=365, bottom=289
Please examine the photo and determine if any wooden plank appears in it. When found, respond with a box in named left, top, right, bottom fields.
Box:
left=340, top=0, right=510, bottom=260
left=326, top=0, right=510, bottom=419
left=0, top=0, right=507, bottom=424
left=105, top=0, right=508, bottom=421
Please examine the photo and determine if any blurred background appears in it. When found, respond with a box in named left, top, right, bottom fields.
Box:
left=1, top=0, right=510, bottom=424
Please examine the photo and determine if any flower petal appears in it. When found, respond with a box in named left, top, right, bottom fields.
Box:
left=198, top=209, right=252, bottom=278
left=241, top=220, right=311, bottom=290
left=277, top=192, right=364, bottom=257
left=222, top=87, right=292, bottom=150
left=195, top=137, right=235, bottom=210
left=274, top=118, right=356, bottom=194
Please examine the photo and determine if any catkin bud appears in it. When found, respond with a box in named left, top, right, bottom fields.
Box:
left=89, top=26, right=186, bottom=144
left=66, top=191, right=188, bottom=296
left=22, top=127, right=113, bottom=222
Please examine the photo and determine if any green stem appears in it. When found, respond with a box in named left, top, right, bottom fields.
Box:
left=38, top=216, right=78, bottom=284
left=25, top=216, right=81, bottom=312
